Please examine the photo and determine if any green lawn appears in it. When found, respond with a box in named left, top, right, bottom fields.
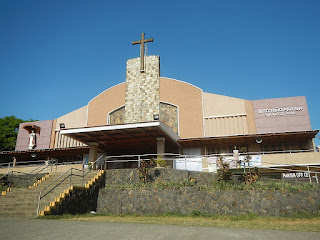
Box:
left=40, top=213, right=320, bottom=232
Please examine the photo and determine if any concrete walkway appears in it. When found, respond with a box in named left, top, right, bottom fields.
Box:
left=0, top=217, right=318, bottom=240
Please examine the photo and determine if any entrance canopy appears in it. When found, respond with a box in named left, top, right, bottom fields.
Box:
left=60, top=121, right=180, bottom=154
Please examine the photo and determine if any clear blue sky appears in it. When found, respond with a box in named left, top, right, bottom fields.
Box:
left=1, top=0, right=319, bottom=145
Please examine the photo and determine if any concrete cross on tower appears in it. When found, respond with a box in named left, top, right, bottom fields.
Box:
left=132, top=33, right=153, bottom=72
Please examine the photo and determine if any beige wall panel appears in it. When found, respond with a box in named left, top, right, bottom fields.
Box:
left=227, top=118, right=233, bottom=135
left=54, top=133, right=86, bottom=148
left=261, top=152, right=320, bottom=166
left=203, top=92, right=253, bottom=137
left=49, top=119, right=57, bottom=149
left=238, top=116, right=244, bottom=134
left=203, top=92, right=247, bottom=117
left=221, top=118, right=226, bottom=135
left=55, top=105, right=88, bottom=130
left=54, top=105, right=88, bottom=148
left=205, top=116, right=250, bottom=137
left=231, top=117, right=237, bottom=134
left=87, top=83, right=126, bottom=127
left=243, top=116, right=249, bottom=133
left=245, top=100, right=256, bottom=134
left=159, top=78, right=204, bottom=138
left=212, top=119, right=217, bottom=136
left=216, top=118, right=221, bottom=136
left=236, top=117, right=242, bottom=134
left=237, top=117, right=242, bottom=134
left=225, top=117, right=230, bottom=135
left=206, top=119, right=211, bottom=136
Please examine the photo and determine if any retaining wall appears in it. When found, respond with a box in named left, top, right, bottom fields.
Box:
left=104, top=168, right=217, bottom=186
left=97, top=187, right=320, bottom=216
left=98, top=168, right=320, bottom=216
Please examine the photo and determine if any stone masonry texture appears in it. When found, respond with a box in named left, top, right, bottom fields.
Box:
left=98, top=169, right=320, bottom=216
left=125, top=56, right=160, bottom=123
left=160, top=102, right=178, bottom=133
left=97, top=187, right=320, bottom=216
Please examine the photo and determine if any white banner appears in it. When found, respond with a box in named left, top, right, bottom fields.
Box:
left=175, top=157, right=202, bottom=172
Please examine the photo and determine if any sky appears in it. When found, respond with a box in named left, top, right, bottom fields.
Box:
left=0, top=0, right=319, bottom=145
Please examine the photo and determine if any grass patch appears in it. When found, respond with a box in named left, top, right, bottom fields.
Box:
left=38, top=213, right=320, bottom=232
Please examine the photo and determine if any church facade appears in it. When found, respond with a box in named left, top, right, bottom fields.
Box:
left=6, top=35, right=319, bottom=171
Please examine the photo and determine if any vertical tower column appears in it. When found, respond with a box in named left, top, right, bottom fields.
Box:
left=125, top=55, right=160, bottom=123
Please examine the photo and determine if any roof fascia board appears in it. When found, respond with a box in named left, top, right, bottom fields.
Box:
left=60, top=122, right=161, bottom=135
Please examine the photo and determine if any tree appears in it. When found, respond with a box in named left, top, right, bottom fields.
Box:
left=0, top=116, right=35, bottom=152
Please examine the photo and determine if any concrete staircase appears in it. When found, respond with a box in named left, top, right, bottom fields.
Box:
left=0, top=170, right=99, bottom=218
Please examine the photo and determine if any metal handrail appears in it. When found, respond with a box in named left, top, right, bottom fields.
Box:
left=36, top=167, right=93, bottom=216
left=0, top=162, right=10, bottom=168
left=26, top=163, right=49, bottom=175
left=0, top=162, right=54, bottom=189
left=103, top=153, right=320, bottom=172
left=39, top=168, right=77, bottom=194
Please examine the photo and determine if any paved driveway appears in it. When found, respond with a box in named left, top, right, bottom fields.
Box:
left=0, top=217, right=318, bottom=240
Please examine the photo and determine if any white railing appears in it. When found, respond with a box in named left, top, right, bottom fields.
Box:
left=100, top=153, right=320, bottom=184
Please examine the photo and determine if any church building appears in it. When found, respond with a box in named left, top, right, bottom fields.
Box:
left=6, top=33, right=319, bottom=172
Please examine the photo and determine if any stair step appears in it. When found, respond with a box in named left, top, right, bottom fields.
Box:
left=0, top=170, right=102, bottom=217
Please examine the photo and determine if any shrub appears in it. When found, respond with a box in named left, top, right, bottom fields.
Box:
left=155, top=157, right=167, bottom=167
left=217, top=156, right=232, bottom=182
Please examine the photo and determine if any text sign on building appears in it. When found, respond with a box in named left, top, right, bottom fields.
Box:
left=258, top=106, right=303, bottom=117
left=282, top=172, right=310, bottom=179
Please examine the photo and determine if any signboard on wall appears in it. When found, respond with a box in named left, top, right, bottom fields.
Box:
left=258, top=106, right=303, bottom=117
left=252, top=96, right=311, bottom=133
left=282, top=172, right=310, bottom=179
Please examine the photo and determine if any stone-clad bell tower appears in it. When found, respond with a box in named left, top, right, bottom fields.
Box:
left=124, top=33, right=160, bottom=123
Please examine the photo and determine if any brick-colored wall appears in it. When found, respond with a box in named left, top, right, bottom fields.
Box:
left=15, top=120, right=53, bottom=151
